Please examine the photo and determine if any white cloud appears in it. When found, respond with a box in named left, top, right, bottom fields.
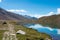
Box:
left=6, top=9, right=55, bottom=18
left=57, top=8, right=60, bottom=14
left=7, top=9, right=27, bottom=13
left=29, top=12, right=54, bottom=18
left=0, top=0, right=2, bottom=2
left=6, top=8, right=60, bottom=18
left=28, top=14, right=44, bottom=18
left=28, top=8, right=60, bottom=18
left=48, top=12, right=54, bottom=15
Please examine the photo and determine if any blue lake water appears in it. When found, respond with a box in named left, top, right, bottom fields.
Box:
left=25, top=24, right=60, bottom=40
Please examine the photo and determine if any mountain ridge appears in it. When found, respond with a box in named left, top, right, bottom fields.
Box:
left=38, top=14, right=60, bottom=28
left=0, top=8, right=37, bottom=24
left=0, top=8, right=36, bottom=20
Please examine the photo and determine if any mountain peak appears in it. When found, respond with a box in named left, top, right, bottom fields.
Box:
left=0, top=8, right=4, bottom=10
left=0, top=8, right=7, bottom=13
left=0, top=8, right=34, bottom=21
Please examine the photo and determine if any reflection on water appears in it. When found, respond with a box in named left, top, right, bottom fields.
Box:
left=25, top=24, right=60, bottom=40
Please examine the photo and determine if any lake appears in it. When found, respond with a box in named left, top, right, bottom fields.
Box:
left=25, top=24, right=60, bottom=40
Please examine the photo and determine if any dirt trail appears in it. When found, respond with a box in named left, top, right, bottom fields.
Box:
left=2, top=24, right=18, bottom=40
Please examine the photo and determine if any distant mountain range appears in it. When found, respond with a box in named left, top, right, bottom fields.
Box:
left=23, top=15, right=37, bottom=20
left=38, top=14, right=60, bottom=29
left=0, top=8, right=37, bottom=20
left=0, top=8, right=37, bottom=25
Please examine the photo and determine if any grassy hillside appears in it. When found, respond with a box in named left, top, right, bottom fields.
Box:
left=15, top=25, right=52, bottom=40
left=38, top=14, right=60, bottom=28
left=0, top=21, right=52, bottom=40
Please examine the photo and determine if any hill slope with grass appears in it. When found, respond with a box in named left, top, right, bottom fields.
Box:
left=0, top=21, right=52, bottom=40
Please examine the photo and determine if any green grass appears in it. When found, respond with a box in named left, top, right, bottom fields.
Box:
left=0, top=30, right=6, bottom=40
left=15, top=25, right=52, bottom=40
left=0, top=21, right=52, bottom=40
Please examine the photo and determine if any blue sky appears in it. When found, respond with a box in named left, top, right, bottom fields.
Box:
left=0, top=0, right=60, bottom=18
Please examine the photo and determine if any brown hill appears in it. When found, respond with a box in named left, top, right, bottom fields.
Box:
left=38, top=14, right=60, bottom=28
